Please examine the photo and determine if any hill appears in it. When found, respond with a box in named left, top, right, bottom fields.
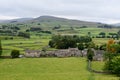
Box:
left=28, top=15, right=103, bottom=27
left=0, top=18, right=33, bottom=23
left=112, top=23, right=120, bottom=27
left=0, top=15, right=103, bottom=28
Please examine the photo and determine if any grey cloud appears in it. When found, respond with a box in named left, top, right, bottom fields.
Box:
left=0, top=0, right=120, bottom=23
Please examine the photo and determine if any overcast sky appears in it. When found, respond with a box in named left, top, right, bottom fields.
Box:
left=0, top=0, right=120, bottom=24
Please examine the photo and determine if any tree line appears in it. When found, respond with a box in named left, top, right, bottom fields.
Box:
left=49, top=35, right=92, bottom=49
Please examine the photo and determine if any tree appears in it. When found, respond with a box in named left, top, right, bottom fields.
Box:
left=18, top=32, right=30, bottom=38
left=88, top=32, right=91, bottom=37
left=11, top=50, right=20, bottom=58
left=104, top=56, right=120, bottom=76
left=0, top=40, right=2, bottom=56
left=87, top=48, right=94, bottom=61
left=106, top=39, right=114, bottom=52
left=78, top=43, right=84, bottom=56
left=99, top=32, right=106, bottom=38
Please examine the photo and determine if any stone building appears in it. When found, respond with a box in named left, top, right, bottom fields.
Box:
left=53, top=48, right=81, bottom=57
left=93, top=50, right=104, bottom=61
left=25, top=50, right=41, bottom=58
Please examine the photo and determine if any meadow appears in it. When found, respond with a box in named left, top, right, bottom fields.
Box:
left=0, top=27, right=120, bottom=80
left=0, top=58, right=119, bottom=80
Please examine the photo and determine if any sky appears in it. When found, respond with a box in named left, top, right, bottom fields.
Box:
left=0, top=0, right=120, bottom=24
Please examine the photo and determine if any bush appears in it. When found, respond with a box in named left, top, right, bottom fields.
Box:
left=11, top=50, right=20, bottom=58
left=87, top=48, right=94, bottom=61
left=104, top=56, right=120, bottom=76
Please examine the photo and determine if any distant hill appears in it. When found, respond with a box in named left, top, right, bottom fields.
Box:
left=27, top=15, right=104, bottom=27
left=112, top=23, right=120, bottom=27
left=0, top=18, right=33, bottom=23
left=0, top=15, right=104, bottom=28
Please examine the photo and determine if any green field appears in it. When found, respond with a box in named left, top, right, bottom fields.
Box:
left=0, top=58, right=119, bottom=80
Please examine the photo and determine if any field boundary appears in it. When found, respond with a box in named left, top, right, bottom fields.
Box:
left=87, top=60, right=111, bottom=74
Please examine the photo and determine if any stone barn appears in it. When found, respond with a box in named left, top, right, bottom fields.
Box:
left=25, top=50, right=41, bottom=58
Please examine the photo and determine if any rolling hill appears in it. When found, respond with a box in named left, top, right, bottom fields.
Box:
left=0, top=15, right=103, bottom=28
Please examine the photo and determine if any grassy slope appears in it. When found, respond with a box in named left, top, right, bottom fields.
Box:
left=1, top=36, right=51, bottom=56
left=0, top=58, right=119, bottom=80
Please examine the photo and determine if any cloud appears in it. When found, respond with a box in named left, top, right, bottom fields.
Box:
left=0, top=0, right=120, bottom=23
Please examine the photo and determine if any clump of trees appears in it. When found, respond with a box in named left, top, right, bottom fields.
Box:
left=95, top=31, right=119, bottom=39
left=49, top=35, right=92, bottom=49
left=18, top=32, right=30, bottom=38
left=11, top=50, right=20, bottom=58
left=104, top=39, right=120, bottom=76
left=30, top=27, right=42, bottom=31
left=87, top=48, right=94, bottom=61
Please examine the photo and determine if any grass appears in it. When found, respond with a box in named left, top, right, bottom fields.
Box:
left=0, top=58, right=119, bottom=80
left=91, top=61, right=105, bottom=71
left=1, top=36, right=51, bottom=56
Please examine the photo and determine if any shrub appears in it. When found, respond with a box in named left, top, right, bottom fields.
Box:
left=104, top=56, right=120, bottom=76
left=87, top=48, right=94, bottom=61
left=11, top=50, right=20, bottom=58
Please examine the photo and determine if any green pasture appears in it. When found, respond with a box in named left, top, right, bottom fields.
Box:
left=1, top=36, right=51, bottom=56
left=0, top=58, right=119, bottom=80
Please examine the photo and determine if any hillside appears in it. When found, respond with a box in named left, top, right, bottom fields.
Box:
left=112, top=23, right=120, bottom=27
left=0, top=18, right=33, bottom=23
left=0, top=15, right=103, bottom=28
left=28, top=16, right=103, bottom=27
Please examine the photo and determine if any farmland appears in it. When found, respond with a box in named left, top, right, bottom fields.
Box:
left=0, top=16, right=120, bottom=80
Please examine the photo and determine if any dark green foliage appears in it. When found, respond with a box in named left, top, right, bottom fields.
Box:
left=81, top=26, right=88, bottom=28
left=104, top=52, right=117, bottom=61
left=30, top=27, right=42, bottom=31
left=87, top=48, right=94, bottom=61
left=109, top=33, right=118, bottom=39
left=26, top=29, right=30, bottom=32
left=49, top=35, right=76, bottom=49
left=11, top=26, right=20, bottom=30
left=0, top=40, right=2, bottom=56
left=37, top=23, right=41, bottom=25
left=99, top=32, right=106, bottom=38
left=2, top=25, right=8, bottom=29
left=11, top=50, right=20, bottom=58
left=52, top=25, right=61, bottom=30
left=18, top=32, right=30, bottom=38
left=110, top=44, right=120, bottom=53
left=117, top=30, right=120, bottom=39
left=99, top=32, right=106, bottom=35
left=49, top=35, right=92, bottom=49
left=88, top=32, right=91, bottom=37
left=104, top=56, right=120, bottom=76
left=79, top=36, right=92, bottom=43
left=78, top=43, right=84, bottom=50
left=99, top=44, right=106, bottom=50
left=40, top=31, right=52, bottom=34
